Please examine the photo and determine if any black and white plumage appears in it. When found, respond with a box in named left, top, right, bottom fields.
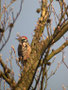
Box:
left=16, top=36, right=31, bottom=65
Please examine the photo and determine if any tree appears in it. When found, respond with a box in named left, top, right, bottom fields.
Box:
left=0, top=0, right=68, bottom=90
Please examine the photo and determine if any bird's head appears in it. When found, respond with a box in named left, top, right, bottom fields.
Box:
left=16, top=36, right=28, bottom=44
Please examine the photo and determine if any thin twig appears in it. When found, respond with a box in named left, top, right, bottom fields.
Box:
left=0, top=0, right=23, bottom=51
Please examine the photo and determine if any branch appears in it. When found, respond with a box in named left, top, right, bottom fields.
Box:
left=40, top=66, right=47, bottom=90
left=32, top=47, right=51, bottom=90
left=0, top=71, right=16, bottom=88
left=0, top=56, right=11, bottom=74
left=11, top=1, right=68, bottom=90
left=31, top=0, right=49, bottom=48
left=62, top=50, right=68, bottom=69
left=0, top=0, right=23, bottom=51
left=0, top=57, right=16, bottom=88
left=52, top=20, right=68, bottom=44
left=13, top=0, right=23, bottom=23
left=42, top=20, right=68, bottom=51
left=46, top=40, right=68, bottom=61
left=44, top=67, right=48, bottom=90
left=0, top=0, right=17, bottom=21
left=0, top=28, right=12, bottom=51
left=33, top=68, right=42, bottom=90
left=47, top=66, right=58, bottom=80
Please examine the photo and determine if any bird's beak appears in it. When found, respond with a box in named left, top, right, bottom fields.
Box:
left=16, top=37, right=18, bottom=40
left=16, top=37, right=20, bottom=41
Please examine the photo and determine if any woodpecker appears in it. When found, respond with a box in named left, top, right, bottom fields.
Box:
left=16, top=36, right=31, bottom=65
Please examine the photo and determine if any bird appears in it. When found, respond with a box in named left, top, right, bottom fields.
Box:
left=16, top=36, right=31, bottom=65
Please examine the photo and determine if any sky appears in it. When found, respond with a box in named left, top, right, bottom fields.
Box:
left=0, top=0, right=68, bottom=90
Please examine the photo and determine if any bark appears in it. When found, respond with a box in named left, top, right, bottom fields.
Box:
left=13, top=20, right=68, bottom=90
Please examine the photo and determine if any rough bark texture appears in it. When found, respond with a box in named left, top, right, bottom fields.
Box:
left=13, top=21, right=68, bottom=90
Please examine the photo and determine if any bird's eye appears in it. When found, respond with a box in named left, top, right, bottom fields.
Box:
left=21, top=39, right=28, bottom=42
left=21, top=39, right=25, bottom=42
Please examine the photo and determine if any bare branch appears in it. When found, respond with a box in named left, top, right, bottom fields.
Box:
left=0, top=0, right=23, bottom=51
left=47, top=62, right=61, bottom=80
left=62, top=50, right=68, bottom=69
left=46, top=40, right=68, bottom=61
left=0, top=71, right=16, bottom=88
left=0, top=56, right=16, bottom=87
left=0, top=56, right=11, bottom=74
left=40, top=66, right=47, bottom=90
